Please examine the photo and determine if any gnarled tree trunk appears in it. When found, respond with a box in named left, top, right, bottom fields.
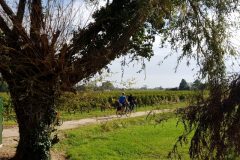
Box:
left=9, top=80, right=57, bottom=160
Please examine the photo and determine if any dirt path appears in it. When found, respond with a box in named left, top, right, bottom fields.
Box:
left=0, top=109, right=174, bottom=159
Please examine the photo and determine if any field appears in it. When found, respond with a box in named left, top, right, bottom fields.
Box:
left=54, top=113, right=190, bottom=160
left=56, top=90, right=194, bottom=113
left=1, top=91, right=194, bottom=159
left=1, top=90, right=194, bottom=126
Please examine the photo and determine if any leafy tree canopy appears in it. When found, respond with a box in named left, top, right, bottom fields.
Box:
left=179, top=79, right=190, bottom=90
left=191, top=79, right=206, bottom=90
left=100, top=81, right=115, bottom=90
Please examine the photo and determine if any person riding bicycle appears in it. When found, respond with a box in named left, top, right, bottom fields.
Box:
left=116, top=92, right=131, bottom=117
left=128, top=94, right=136, bottom=111
left=118, top=92, right=128, bottom=109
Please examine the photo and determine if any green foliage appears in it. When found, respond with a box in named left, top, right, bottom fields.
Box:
left=31, top=123, right=52, bottom=160
left=0, top=93, right=14, bottom=121
left=179, top=79, right=190, bottom=90
left=56, top=90, right=193, bottom=113
left=100, top=81, right=115, bottom=90
left=163, top=1, right=240, bottom=159
left=2, top=90, right=193, bottom=117
left=191, top=79, right=206, bottom=90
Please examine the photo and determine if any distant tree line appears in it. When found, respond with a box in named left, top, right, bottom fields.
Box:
left=75, top=79, right=206, bottom=91
left=0, top=78, right=204, bottom=92
left=76, top=81, right=115, bottom=91
left=178, top=79, right=206, bottom=91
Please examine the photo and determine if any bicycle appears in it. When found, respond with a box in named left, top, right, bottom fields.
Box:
left=116, top=102, right=131, bottom=117
left=129, top=101, right=137, bottom=112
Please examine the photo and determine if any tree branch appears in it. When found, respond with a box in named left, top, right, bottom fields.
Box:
left=0, top=0, right=15, bottom=20
left=61, top=3, right=151, bottom=88
left=30, top=0, right=43, bottom=43
left=0, top=15, right=12, bottom=36
left=0, top=0, right=31, bottom=45
left=65, top=21, right=103, bottom=59
left=16, top=0, right=26, bottom=23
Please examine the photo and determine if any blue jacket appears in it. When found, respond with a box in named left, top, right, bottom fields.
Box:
left=119, top=96, right=126, bottom=104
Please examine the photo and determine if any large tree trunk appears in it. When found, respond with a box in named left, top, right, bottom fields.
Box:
left=9, top=81, right=57, bottom=160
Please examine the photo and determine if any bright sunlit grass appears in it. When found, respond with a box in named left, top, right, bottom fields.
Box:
left=54, top=114, right=190, bottom=160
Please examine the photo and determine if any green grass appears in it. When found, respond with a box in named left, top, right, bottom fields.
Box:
left=54, top=114, right=190, bottom=160
left=3, top=120, right=16, bottom=126
left=0, top=92, right=9, bottom=99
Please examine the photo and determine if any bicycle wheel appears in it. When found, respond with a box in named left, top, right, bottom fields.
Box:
left=129, top=104, right=135, bottom=112
left=116, top=109, right=122, bottom=118
left=125, top=107, right=131, bottom=117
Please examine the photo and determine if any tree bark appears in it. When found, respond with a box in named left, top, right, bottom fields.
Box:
left=9, top=82, right=57, bottom=160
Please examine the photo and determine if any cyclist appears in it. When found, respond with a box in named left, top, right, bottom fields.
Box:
left=118, top=92, right=128, bottom=109
left=116, top=92, right=131, bottom=117
left=128, top=94, right=136, bottom=111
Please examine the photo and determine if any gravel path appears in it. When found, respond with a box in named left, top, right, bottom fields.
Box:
left=3, top=108, right=173, bottom=138
left=0, top=109, right=174, bottom=159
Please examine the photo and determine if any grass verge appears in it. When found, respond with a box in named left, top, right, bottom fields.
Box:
left=54, top=113, right=190, bottom=160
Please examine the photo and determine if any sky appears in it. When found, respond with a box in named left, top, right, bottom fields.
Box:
left=106, top=38, right=197, bottom=89
left=107, top=56, right=196, bottom=89
left=106, top=41, right=240, bottom=89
